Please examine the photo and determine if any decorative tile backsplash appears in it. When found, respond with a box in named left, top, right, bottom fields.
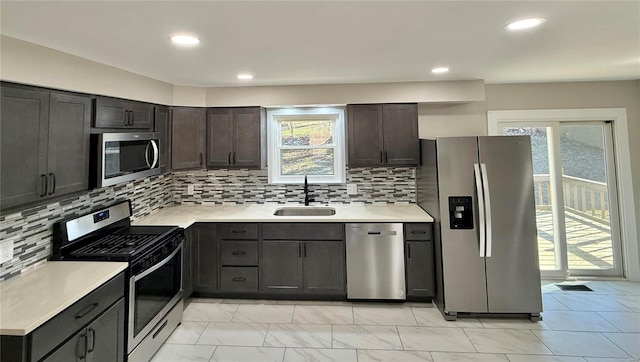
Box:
left=0, top=167, right=415, bottom=281
left=171, top=167, right=416, bottom=205
left=0, top=174, right=172, bottom=281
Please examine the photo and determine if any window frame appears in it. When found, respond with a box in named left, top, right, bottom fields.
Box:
left=267, top=107, right=346, bottom=184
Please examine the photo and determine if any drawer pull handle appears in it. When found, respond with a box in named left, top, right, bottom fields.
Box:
left=411, top=230, right=427, bottom=234
left=232, top=251, right=246, bottom=256
left=233, top=277, right=247, bottom=282
left=75, top=303, right=99, bottom=319
left=153, top=320, right=168, bottom=339
left=231, top=230, right=246, bottom=234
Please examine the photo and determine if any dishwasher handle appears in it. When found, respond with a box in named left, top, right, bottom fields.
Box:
left=350, top=230, right=397, bottom=236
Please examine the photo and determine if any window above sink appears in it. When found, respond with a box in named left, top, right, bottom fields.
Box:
left=266, top=107, right=346, bottom=184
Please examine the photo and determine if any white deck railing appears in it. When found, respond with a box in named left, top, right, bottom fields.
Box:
left=533, top=174, right=610, bottom=225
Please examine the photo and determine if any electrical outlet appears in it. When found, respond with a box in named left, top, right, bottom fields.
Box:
left=347, top=183, right=358, bottom=195
left=187, top=184, right=195, bottom=195
left=0, top=238, right=14, bottom=264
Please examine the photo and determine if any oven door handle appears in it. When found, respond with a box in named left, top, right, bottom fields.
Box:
left=133, top=244, right=182, bottom=282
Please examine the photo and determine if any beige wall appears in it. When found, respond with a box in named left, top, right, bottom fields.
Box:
left=0, top=36, right=174, bottom=104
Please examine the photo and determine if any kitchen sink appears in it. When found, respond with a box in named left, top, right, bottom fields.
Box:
left=273, top=207, right=336, bottom=216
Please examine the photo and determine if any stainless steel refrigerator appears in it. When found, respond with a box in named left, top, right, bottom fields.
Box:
left=418, top=136, right=542, bottom=321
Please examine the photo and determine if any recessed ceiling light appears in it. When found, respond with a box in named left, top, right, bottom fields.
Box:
left=170, top=35, right=200, bottom=45
left=505, top=18, right=546, bottom=31
left=237, top=74, right=254, bottom=80
left=431, top=67, right=449, bottom=74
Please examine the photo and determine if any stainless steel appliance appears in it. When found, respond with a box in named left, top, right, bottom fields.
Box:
left=91, top=132, right=160, bottom=188
left=418, top=136, right=542, bottom=321
left=345, top=223, right=406, bottom=300
left=52, top=200, right=184, bottom=361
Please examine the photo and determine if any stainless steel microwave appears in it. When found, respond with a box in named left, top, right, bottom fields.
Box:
left=91, top=132, right=161, bottom=188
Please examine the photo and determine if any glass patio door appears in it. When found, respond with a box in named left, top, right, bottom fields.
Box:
left=502, top=121, right=623, bottom=278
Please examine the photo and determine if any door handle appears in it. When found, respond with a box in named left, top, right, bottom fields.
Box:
left=48, top=173, right=55, bottom=195
left=40, top=174, right=48, bottom=197
left=379, top=151, right=383, bottom=163
left=150, top=140, right=159, bottom=168
left=232, top=277, right=247, bottom=282
left=78, top=331, right=87, bottom=360
left=480, top=163, right=492, bottom=257
left=152, top=320, right=168, bottom=339
left=87, top=328, right=95, bottom=353
left=199, top=153, right=203, bottom=165
left=408, top=244, right=411, bottom=259
left=474, top=164, right=486, bottom=258
left=228, top=152, right=232, bottom=165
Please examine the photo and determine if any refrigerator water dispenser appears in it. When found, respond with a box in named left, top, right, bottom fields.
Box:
left=449, top=196, right=473, bottom=229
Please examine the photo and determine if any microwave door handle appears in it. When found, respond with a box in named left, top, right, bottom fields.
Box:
left=151, top=140, right=159, bottom=168
left=144, top=142, right=151, bottom=168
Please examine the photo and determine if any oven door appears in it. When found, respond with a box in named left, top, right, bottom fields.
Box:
left=128, top=244, right=182, bottom=353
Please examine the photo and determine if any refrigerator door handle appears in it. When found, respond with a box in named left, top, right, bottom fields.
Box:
left=474, top=163, right=486, bottom=258
left=480, top=163, right=493, bottom=257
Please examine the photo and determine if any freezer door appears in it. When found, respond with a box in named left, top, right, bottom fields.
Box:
left=478, top=136, right=542, bottom=313
left=436, top=137, right=488, bottom=313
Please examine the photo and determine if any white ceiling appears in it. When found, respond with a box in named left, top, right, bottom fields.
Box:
left=1, top=1, right=639, bottom=87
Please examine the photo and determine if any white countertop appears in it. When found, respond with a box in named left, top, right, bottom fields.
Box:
left=0, top=261, right=128, bottom=336
left=133, top=204, right=433, bottom=228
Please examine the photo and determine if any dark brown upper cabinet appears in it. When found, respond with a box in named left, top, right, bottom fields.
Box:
left=347, top=103, right=419, bottom=167
left=154, top=105, right=171, bottom=173
left=1, top=84, right=91, bottom=210
left=207, top=107, right=262, bottom=169
left=94, top=96, right=153, bottom=130
left=171, top=107, right=206, bottom=170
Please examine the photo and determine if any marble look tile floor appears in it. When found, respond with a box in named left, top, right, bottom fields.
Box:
left=152, top=280, right=639, bottom=362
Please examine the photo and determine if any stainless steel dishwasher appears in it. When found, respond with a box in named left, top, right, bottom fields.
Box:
left=345, top=223, right=406, bottom=300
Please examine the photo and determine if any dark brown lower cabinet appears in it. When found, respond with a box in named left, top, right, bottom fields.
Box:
left=406, top=240, right=435, bottom=298
left=261, top=240, right=345, bottom=296
left=44, top=299, right=125, bottom=362
left=193, top=224, right=218, bottom=293
left=183, top=226, right=194, bottom=298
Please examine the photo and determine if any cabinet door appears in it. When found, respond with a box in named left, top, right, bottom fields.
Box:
left=129, top=101, right=153, bottom=130
left=262, top=241, right=302, bottom=293
left=155, top=106, right=171, bottom=173
left=43, top=329, right=84, bottom=362
left=183, top=227, right=194, bottom=298
left=194, top=224, right=218, bottom=293
left=171, top=108, right=206, bottom=170
left=206, top=108, right=233, bottom=167
left=86, top=298, right=125, bottom=362
left=381, top=104, right=418, bottom=165
left=47, top=93, right=91, bottom=197
left=232, top=107, right=261, bottom=168
left=94, top=97, right=129, bottom=128
left=347, top=104, right=383, bottom=167
left=303, top=241, right=345, bottom=294
left=0, top=86, right=49, bottom=209
left=406, top=241, right=435, bottom=297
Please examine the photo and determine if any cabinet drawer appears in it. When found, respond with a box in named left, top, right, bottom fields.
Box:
left=405, top=223, right=432, bottom=241
left=220, top=223, right=258, bottom=240
left=262, top=223, right=343, bottom=240
left=31, top=273, right=125, bottom=362
left=220, top=240, right=258, bottom=266
left=220, top=267, right=258, bottom=292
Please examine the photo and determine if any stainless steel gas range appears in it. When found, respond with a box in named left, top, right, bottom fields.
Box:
left=52, top=200, right=184, bottom=361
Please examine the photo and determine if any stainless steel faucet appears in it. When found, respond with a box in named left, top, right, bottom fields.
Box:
left=304, top=175, right=314, bottom=206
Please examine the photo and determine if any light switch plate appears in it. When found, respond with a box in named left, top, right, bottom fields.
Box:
left=347, top=183, right=358, bottom=195
left=187, top=184, right=195, bottom=195
left=0, top=238, right=14, bottom=264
